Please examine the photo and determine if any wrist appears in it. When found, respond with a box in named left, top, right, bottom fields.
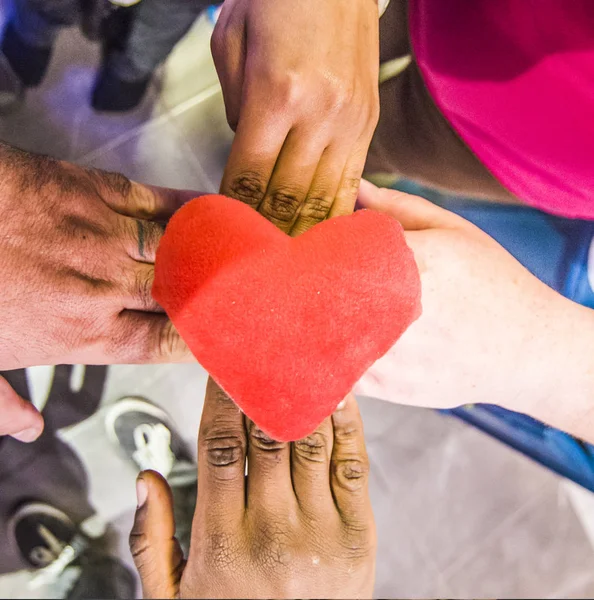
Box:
left=514, top=294, right=594, bottom=441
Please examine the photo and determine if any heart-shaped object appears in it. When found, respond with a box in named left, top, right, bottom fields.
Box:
left=153, top=195, right=421, bottom=441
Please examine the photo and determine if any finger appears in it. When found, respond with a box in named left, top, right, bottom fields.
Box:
left=219, top=102, right=290, bottom=210
left=130, top=470, right=184, bottom=599
left=288, top=145, right=346, bottom=236
left=113, top=312, right=193, bottom=363
left=0, top=377, right=44, bottom=442
left=330, top=393, right=373, bottom=533
left=327, top=142, right=370, bottom=221
left=246, top=418, right=295, bottom=514
left=194, top=378, right=246, bottom=533
left=357, top=178, right=461, bottom=230
left=257, top=128, right=326, bottom=232
left=291, top=416, right=335, bottom=518
left=120, top=262, right=162, bottom=313
left=93, top=167, right=200, bottom=221
left=211, top=4, right=246, bottom=131
left=120, top=216, right=165, bottom=263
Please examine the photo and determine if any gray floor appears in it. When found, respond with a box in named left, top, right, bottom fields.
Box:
left=1, top=10, right=594, bottom=599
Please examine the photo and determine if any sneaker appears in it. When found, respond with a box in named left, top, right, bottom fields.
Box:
left=9, top=501, right=137, bottom=598
left=1, top=21, right=52, bottom=88
left=105, top=397, right=196, bottom=487
left=91, top=66, right=151, bottom=112
left=8, top=502, right=77, bottom=569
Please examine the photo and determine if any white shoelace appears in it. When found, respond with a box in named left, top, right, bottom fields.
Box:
left=132, top=423, right=176, bottom=478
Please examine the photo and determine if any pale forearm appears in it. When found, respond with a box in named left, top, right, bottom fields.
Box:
left=507, top=296, right=594, bottom=444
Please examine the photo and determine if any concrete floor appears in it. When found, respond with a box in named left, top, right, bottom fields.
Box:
left=1, top=8, right=594, bottom=599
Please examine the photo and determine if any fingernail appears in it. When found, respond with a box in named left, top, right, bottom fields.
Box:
left=12, top=427, right=41, bottom=443
left=136, top=477, right=148, bottom=508
left=336, top=399, right=347, bottom=411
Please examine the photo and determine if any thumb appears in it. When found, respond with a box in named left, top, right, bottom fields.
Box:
left=130, top=470, right=185, bottom=599
left=357, top=178, right=461, bottom=230
left=0, top=376, right=44, bottom=442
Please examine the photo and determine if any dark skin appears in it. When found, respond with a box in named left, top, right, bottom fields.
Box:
left=213, top=0, right=380, bottom=235
left=131, top=76, right=379, bottom=593
left=130, top=383, right=376, bottom=599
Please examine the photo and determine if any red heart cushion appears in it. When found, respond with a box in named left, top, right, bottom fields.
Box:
left=153, top=195, right=421, bottom=441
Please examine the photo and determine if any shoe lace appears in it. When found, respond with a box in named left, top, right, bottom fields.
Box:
left=132, top=423, right=176, bottom=477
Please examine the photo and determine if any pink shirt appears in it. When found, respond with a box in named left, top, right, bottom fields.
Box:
left=409, top=0, right=594, bottom=219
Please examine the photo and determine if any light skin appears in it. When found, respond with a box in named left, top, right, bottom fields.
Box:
left=0, top=143, right=196, bottom=442
left=130, top=381, right=376, bottom=599
left=355, top=179, right=594, bottom=444
left=212, top=0, right=380, bottom=235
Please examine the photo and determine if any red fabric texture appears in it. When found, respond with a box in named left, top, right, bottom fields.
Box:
left=153, top=195, right=421, bottom=441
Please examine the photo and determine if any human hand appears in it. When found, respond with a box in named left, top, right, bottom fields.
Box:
left=0, top=144, right=197, bottom=442
left=355, top=179, right=594, bottom=422
left=212, top=0, right=380, bottom=235
left=130, top=380, right=375, bottom=599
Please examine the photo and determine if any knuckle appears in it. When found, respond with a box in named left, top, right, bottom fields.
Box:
left=128, top=185, right=159, bottom=220
left=332, top=457, right=370, bottom=491
left=300, top=195, right=332, bottom=222
left=133, top=269, right=154, bottom=307
left=267, top=70, right=307, bottom=108
left=227, top=171, right=267, bottom=207
left=248, top=422, right=285, bottom=453
left=294, top=431, right=327, bottom=462
left=203, top=433, right=245, bottom=469
left=88, top=167, right=132, bottom=199
left=343, top=177, right=361, bottom=197
left=325, top=81, right=355, bottom=114
left=262, top=188, right=303, bottom=224
left=334, top=422, right=360, bottom=444
left=157, top=320, right=184, bottom=359
left=128, top=529, right=150, bottom=564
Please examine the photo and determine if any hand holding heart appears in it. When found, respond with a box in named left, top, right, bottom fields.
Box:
left=355, top=180, right=594, bottom=433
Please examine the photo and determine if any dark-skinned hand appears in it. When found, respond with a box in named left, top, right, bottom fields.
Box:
left=130, top=380, right=376, bottom=599
left=212, top=0, right=380, bottom=235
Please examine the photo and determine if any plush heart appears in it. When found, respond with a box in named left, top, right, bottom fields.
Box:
left=153, top=195, right=421, bottom=441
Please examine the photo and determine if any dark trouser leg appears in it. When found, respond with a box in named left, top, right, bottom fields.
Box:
left=92, top=0, right=212, bottom=111
left=10, top=0, right=78, bottom=48
left=2, top=0, right=78, bottom=86
left=367, top=0, right=517, bottom=202
left=110, top=0, right=210, bottom=82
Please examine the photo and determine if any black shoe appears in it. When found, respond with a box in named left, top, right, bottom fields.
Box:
left=67, top=555, right=137, bottom=600
left=9, top=502, right=77, bottom=569
left=1, top=21, right=52, bottom=87
left=91, top=65, right=151, bottom=112
left=0, top=51, right=24, bottom=113
left=9, top=501, right=137, bottom=598
left=105, top=396, right=196, bottom=486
